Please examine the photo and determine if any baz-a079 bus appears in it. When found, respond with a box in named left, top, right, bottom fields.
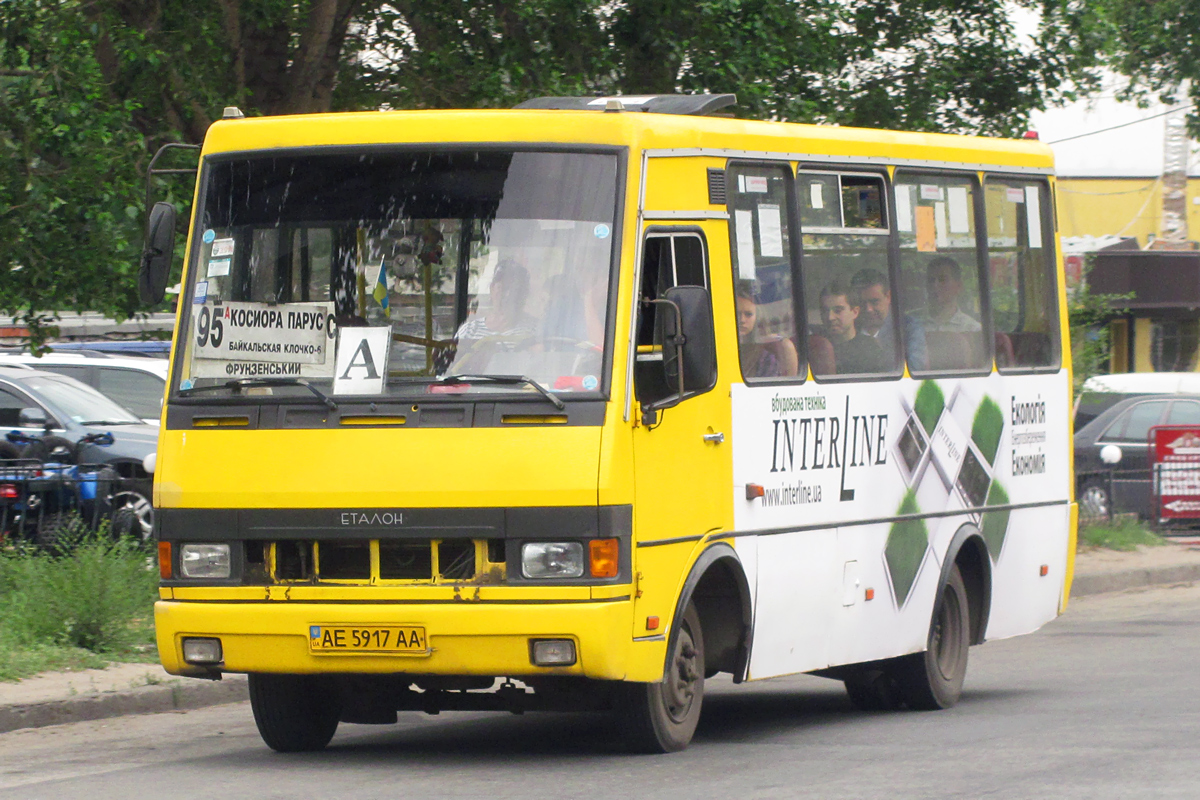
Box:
left=147, top=94, right=1074, bottom=753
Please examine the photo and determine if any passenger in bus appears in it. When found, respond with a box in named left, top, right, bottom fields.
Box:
left=850, top=269, right=928, bottom=370
left=449, top=261, right=538, bottom=371
left=735, top=282, right=798, bottom=378
left=818, top=280, right=888, bottom=375
left=918, top=256, right=981, bottom=332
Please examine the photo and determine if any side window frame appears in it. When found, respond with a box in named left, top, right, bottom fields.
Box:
left=893, top=168, right=994, bottom=377
left=634, top=225, right=716, bottom=404
left=725, top=159, right=806, bottom=384
left=797, top=164, right=902, bottom=382
left=983, top=173, right=1062, bottom=374
left=1099, top=400, right=1168, bottom=444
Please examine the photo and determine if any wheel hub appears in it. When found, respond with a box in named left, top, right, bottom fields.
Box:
left=663, top=633, right=700, bottom=722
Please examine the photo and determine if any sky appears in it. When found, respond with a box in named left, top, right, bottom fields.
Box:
left=1030, top=82, right=1199, bottom=178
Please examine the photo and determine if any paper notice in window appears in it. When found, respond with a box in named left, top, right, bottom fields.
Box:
left=934, top=202, right=949, bottom=248
left=916, top=206, right=936, bottom=252
left=810, top=182, right=824, bottom=209
left=920, top=184, right=944, bottom=201
left=947, top=187, right=970, bottom=233
left=1025, top=186, right=1043, bottom=248
left=896, top=185, right=914, bottom=232
left=758, top=204, right=784, bottom=258
left=735, top=210, right=757, bottom=278
left=744, top=175, right=769, bottom=193
left=1007, top=186, right=1025, bottom=203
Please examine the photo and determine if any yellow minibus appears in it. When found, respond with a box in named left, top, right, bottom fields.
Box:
left=146, top=94, right=1075, bottom=753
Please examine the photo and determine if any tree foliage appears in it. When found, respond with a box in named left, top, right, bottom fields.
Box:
left=1082, top=0, right=1200, bottom=135
left=1, top=0, right=1099, bottom=344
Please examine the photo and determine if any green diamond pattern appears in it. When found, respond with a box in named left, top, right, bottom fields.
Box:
left=885, top=491, right=928, bottom=607
left=980, top=481, right=1011, bottom=563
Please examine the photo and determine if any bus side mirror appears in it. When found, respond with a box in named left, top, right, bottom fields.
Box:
left=139, top=202, right=177, bottom=305
left=662, top=285, right=716, bottom=395
left=641, top=285, right=717, bottom=424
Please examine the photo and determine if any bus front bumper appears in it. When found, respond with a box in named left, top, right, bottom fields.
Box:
left=155, top=599, right=647, bottom=681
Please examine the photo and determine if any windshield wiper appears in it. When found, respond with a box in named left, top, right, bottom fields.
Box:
left=179, top=378, right=338, bottom=411
left=440, top=374, right=566, bottom=411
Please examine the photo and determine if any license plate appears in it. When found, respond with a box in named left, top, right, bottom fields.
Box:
left=308, top=625, right=428, bottom=655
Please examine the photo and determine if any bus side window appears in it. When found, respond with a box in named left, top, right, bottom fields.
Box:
left=797, top=170, right=896, bottom=378
left=894, top=172, right=989, bottom=373
left=726, top=162, right=801, bottom=382
left=985, top=178, right=1060, bottom=370
left=635, top=230, right=710, bottom=404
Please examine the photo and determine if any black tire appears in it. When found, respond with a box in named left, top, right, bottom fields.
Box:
left=108, top=480, right=153, bottom=541
left=1078, top=479, right=1111, bottom=522
left=844, top=669, right=903, bottom=711
left=33, top=509, right=72, bottom=549
left=894, top=564, right=971, bottom=710
left=248, top=674, right=342, bottom=753
left=20, top=436, right=77, bottom=464
left=615, top=603, right=705, bottom=753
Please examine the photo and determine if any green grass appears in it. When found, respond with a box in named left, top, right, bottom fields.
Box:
left=1078, top=518, right=1166, bottom=551
left=0, top=519, right=159, bottom=682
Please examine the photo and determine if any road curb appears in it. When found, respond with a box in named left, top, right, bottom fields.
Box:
left=0, top=675, right=248, bottom=735
left=1071, top=563, right=1200, bottom=598
left=0, top=564, right=1195, bottom=736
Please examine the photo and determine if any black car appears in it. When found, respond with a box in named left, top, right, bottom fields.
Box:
left=0, top=365, right=157, bottom=541
left=1074, top=393, right=1200, bottom=520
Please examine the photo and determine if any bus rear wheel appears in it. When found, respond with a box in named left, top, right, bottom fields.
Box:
left=248, top=674, right=342, bottom=752
left=615, top=603, right=705, bottom=753
left=895, top=564, right=970, bottom=710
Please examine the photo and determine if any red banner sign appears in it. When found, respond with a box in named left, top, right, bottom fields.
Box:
left=1151, top=425, right=1200, bottom=520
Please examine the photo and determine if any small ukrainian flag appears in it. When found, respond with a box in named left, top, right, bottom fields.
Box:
left=371, top=259, right=389, bottom=310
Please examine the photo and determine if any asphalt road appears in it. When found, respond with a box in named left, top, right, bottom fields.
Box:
left=2, top=584, right=1198, bottom=800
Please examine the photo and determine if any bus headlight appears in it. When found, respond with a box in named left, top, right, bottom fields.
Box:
left=521, top=542, right=584, bottom=579
left=180, top=544, right=231, bottom=579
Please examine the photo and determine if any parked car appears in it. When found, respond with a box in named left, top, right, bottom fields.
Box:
left=1074, top=392, right=1200, bottom=520
left=0, top=352, right=167, bottom=425
left=1074, top=372, right=1200, bottom=431
left=0, top=365, right=157, bottom=542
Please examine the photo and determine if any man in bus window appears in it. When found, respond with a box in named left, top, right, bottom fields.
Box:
left=448, top=260, right=537, bottom=372
left=851, top=268, right=928, bottom=371
left=919, top=256, right=981, bottom=332
left=818, top=280, right=887, bottom=374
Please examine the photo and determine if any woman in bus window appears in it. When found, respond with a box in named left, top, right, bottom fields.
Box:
left=736, top=282, right=798, bottom=379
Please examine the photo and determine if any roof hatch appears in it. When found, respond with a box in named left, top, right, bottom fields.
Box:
left=513, top=94, right=737, bottom=116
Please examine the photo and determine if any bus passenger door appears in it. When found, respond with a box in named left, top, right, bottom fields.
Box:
left=629, top=227, right=733, bottom=641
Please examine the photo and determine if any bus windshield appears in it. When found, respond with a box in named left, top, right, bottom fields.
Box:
left=175, top=149, right=620, bottom=401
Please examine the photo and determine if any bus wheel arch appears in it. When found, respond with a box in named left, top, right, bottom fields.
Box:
left=942, top=525, right=992, bottom=646
left=671, top=542, right=753, bottom=682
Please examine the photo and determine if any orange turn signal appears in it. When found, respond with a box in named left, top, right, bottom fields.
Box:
left=745, top=483, right=765, bottom=500
left=1040, top=564, right=1049, bottom=577
left=589, top=538, right=619, bottom=578
left=646, top=616, right=660, bottom=631
left=158, top=541, right=172, bottom=580
left=865, top=588, right=875, bottom=601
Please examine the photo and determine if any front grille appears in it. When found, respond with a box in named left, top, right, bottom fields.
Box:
left=245, top=538, right=506, bottom=584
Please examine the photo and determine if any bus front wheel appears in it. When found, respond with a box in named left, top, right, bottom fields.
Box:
left=895, top=564, right=970, bottom=710
left=615, top=603, right=705, bottom=753
left=248, top=673, right=342, bottom=752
